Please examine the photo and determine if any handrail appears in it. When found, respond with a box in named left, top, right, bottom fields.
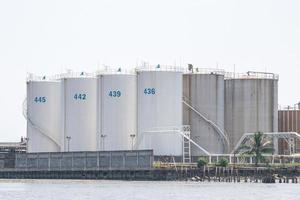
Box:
left=26, top=73, right=61, bottom=82
left=136, top=65, right=185, bottom=72
left=137, top=128, right=210, bottom=155
left=183, top=68, right=225, bottom=75
left=224, top=71, right=279, bottom=80
left=182, top=96, right=230, bottom=152
left=22, top=99, right=61, bottom=151
left=97, top=66, right=136, bottom=75
left=232, top=132, right=300, bottom=154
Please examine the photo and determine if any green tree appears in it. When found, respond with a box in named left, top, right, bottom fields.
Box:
left=197, top=158, right=208, bottom=168
left=237, top=132, right=273, bottom=166
left=216, top=158, right=228, bottom=167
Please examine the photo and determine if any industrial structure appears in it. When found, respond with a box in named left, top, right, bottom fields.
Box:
left=26, top=77, right=63, bottom=152
left=183, top=69, right=228, bottom=156
left=0, top=137, right=26, bottom=169
left=137, top=68, right=183, bottom=156
left=63, top=74, right=98, bottom=152
left=224, top=72, right=278, bottom=152
left=278, top=105, right=300, bottom=154
left=98, top=72, right=137, bottom=151
left=25, top=66, right=280, bottom=162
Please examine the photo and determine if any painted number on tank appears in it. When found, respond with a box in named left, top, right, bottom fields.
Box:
left=74, top=93, right=87, bottom=100
left=109, top=90, right=121, bottom=97
left=34, top=96, right=46, bottom=103
left=144, top=88, right=155, bottom=95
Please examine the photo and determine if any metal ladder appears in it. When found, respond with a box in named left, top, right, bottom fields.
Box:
left=182, top=125, right=191, bottom=163
left=138, top=127, right=210, bottom=157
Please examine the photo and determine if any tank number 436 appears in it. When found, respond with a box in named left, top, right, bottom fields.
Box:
left=34, top=96, right=46, bottom=103
left=144, top=88, right=155, bottom=95
left=74, top=93, right=87, bottom=100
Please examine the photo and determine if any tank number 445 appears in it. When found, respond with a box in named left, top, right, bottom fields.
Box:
left=34, top=96, right=46, bottom=103
left=74, top=93, right=87, bottom=100
left=144, top=88, right=155, bottom=95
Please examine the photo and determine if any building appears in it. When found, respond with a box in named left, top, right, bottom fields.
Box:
left=278, top=105, right=300, bottom=154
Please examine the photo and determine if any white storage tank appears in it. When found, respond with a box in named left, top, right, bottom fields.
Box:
left=98, top=72, right=137, bottom=151
left=225, top=72, right=278, bottom=151
left=183, top=70, right=227, bottom=155
left=137, top=68, right=183, bottom=156
left=26, top=76, right=62, bottom=152
left=63, top=74, right=98, bottom=151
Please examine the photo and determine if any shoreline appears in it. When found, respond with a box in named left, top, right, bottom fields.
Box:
left=1, top=167, right=300, bottom=183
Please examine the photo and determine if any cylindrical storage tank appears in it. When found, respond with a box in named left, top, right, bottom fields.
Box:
left=63, top=76, right=98, bottom=151
left=137, top=70, right=183, bottom=156
left=98, top=73, right=137, bottom=151
left=26, top=79, right=62, bottom=152
left=183, top=72, right=226, bottom=155
left=225, top=72, right=278, bottom=152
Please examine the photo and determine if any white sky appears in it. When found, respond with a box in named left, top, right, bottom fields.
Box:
left=0, top=0, right=299, bottom=141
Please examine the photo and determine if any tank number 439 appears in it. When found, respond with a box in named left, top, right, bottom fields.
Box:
left=34, top=96, right=46, bottom=103
left=144, top=88, right=155, bottom=95
left=74, top=93, right=87, bottom=100
left=109, top=90, right=121, bottom=97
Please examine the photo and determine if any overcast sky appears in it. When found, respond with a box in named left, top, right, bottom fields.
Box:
left=0, top=0, right=299, bottom=141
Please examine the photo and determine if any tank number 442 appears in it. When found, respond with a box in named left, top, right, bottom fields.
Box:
left=74, top=93, right=87, bottom=100
left=144, top=88, right=155, bottom=95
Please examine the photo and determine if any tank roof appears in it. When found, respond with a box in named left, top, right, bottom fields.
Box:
left=184, top=68, right=225, bottom=75
left=278, top=104, right=300, bottom=111
left=26, top=73, right=61, bottom=82
left=97, top=67, right=136, bottom=75
left=27, top=68, right=279, bottom=80
left=60, top=70, right=97, bottom=78
left=224, top=71, right=279, bottom=80
left=136, top=64, right=184, bottom=72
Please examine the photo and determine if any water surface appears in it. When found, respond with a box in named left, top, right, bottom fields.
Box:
left=0, top=179, right=298, bottom=200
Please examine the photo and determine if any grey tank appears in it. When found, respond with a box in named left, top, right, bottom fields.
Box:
left=183, top=73, right=226, bottom=155
left=225, top=78, right=278, bottom=152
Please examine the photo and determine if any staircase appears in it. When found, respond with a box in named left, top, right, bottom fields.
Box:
left=182, top=96, right=230, bottom=152
left=22, top=99, right=61, bottom=151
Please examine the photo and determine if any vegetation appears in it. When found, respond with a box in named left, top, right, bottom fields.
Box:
left=237, top=132, right=274, bottom=166
left=197, top=158, right=208, bottom=168
left=216, top=158, right=229, bottom=167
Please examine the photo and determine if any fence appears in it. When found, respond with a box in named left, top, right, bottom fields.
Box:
left=193, top=154, right=300, bottom=165
left=15, top=150, right=153, bottom=171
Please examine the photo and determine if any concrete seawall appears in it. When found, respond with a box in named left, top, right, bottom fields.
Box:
left=1, top=167, right=300, bottom=182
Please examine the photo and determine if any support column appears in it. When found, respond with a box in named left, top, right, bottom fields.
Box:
left=289, top=138, right=295, bottom=155
left=273, top=137, right=279, bottom=155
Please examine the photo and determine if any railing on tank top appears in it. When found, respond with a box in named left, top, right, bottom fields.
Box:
left=26, top=73, right=62, bottom=81
left=96, top=66, right=136, bottom=75
left=224, top=71, right=279, bottom=80
left=136, top=64, right=185, bottom=72
left=183, top=68, right=225, bottom=75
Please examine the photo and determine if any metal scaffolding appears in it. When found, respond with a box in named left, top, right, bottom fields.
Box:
left=232, top=132, right=300, bottom=155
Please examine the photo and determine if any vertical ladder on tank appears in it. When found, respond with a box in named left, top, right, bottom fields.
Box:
left=182, top=125, right=191, bottom=163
